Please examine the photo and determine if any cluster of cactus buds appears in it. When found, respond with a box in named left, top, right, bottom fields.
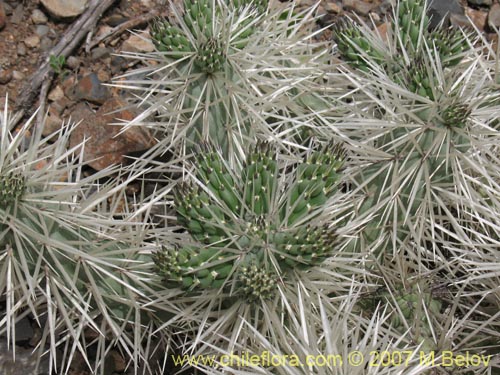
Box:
left=429, top=28, right=470, bottom=68
left=441, top=102, right=471, bottom=128
left=396, top=0, right=429, bottom=50
left=196, top=38, right=226, bottom=73
left=150, top=20, right=192, bottom=58
left=238, top=261, right=276, bottom=301
left=332, top=19, right=385, bottom=73
left=333, top=0, right=468, bottom=76
left=154, top=142, right=345, bottom=299
left=151, top=0, right=268, bottom=66
left=0, top=170, right=26, bottom=209
left=405, top=59, right=435, bottom=100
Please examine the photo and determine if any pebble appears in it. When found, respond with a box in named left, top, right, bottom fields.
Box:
left=427, top=0, right=463, bottom=28
left=10, top=4, right=23, bottom=24
left=467, top=7, right=488, bottom=31
left=106, top=14, right=129, bottom=27
left=31, top=8, right=48, bottom=24
left=40, top=36, right=53, bottom=51
left=35, top=24, right=50, bottom=37
left=0, top=341, right=50, bottom=375
left=66, top=56, right=81, bottom=69
left=121, top=31, right=155, bottom=53
left=48, top=85, right=65, bottom=102
left=110, top=55, right=127, bottom=74
left=42, top=107, right=64, bottom=136
left=40, top=0, right=89, bottom=19
left=91, top=47, right=111, bottom=60
left=24, top=35, right=40, bottom=48
left=68, top=98, right=155, bottom=170
left=17, top=43, right=26, bottom=56
left=488, top=3, right=500, bottom=29
left=12, top=70, right=25, bottom=80
left=0, top=69, right=13, bottom=85
left=324, top=2, right=342, bottom=15
left=0, top=2, right=6, bottom=30
left=342, top=0, right=375, bottom=16
left=72, top=73, right=111, bottom=104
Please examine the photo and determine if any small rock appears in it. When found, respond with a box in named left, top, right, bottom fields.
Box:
left=13, top=317, right=34, bottom=343
left=0, top=2, right=6, bottom=30
left=467, top=7, right=488, bottom=31
left=40, top=36, right=54, bottom=51
left=343, top=0, right=375, bottom=16
left=66, top=55, right=80, bottom=69
left=110, top=55, right=127, bottom=74
left=488, top=3, right=500, bottom=30
left=48, top=85, right=65, bottom=102
left=369, top=11, right=381, bottom=23
left=0, top=69, right=13, bottom=85
left=40, top=0, right=89, bottom=18
left=376, top=21, right=390, bottom=42
left=427, top=0, right=463, bottom=28
left=72, top=73, right=111, bottom=104
left=91, top=47, right=111, bottom=60
left=106, top=14, right=129, bottom=27
left=31, top=8, right=48, bottom=24
left=51, top=96, right=72, bottom=114
left=325, top=2, right=342, bottom=14
left=12, top=71, right=25, bottom=80
left=24, top=35, right=40, bottom=48
left=2, top=2, right=12, bottom=16
left=121, top=31, right=155, bottom=53
left=17, top=43, right=27, bottom=56
left=42, top=107, right=64, bottom=136
left=97, top=68, right=111, bottom=83
left=35, top=24, right=50, bottom=36
left=450, top=13, right=473, bottom=29
left=468, top=0, right=492, bottom=6
left=10, top=4, right=23, bottom=24
left=69, top=98, right=156, bottom=170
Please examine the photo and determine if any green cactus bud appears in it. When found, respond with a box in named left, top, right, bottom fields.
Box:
left=196, top=37, right=226, bottom=73
left=396, top=0, right=429, bottom=51
left=442, top=103, right=471, bottom=128
left=238, top=261, right=276, bottom=301
left=429, top=27, right=469, bottom=68
left=283, top=142, right=345, bottom=225
left=0, top=170, right=26, bottom=209
left=150, top=19, right=193, bottom=58
left=405, top=59, right=435, bottom=100
left=332, top=18, right=385, bottom=72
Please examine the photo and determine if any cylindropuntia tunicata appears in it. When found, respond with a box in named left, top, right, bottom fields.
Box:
left=154, top=141, right=345, bottom=297
left=114, top=0, right=336, bottom=163
left=324, top=0, right=500, bottom=367
left=328, top=0, right=500, bottom=259
left=0, top=102, right=161, bottom=374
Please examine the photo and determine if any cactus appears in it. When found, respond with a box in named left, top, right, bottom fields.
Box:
left=115, top=0, right=333, bottom=162
left=328, top=0, right=500, bottom=259
left=0, top=104, right=159, bottom=374
left=154, top=141, right=345, bottom=298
